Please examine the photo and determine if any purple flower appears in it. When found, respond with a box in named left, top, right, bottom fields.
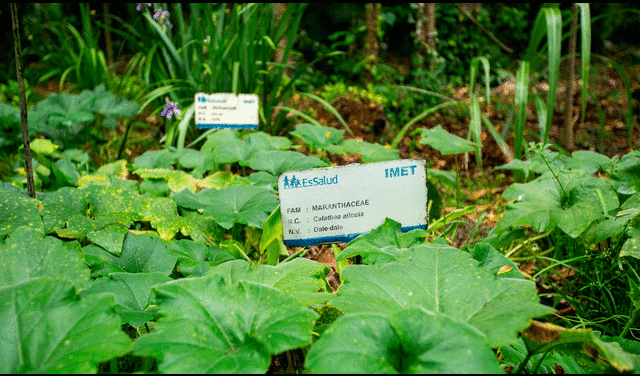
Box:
left=136, top=3, right=151, bottom=12
left=152, top=7, right=173, bottom=28
left=160, top=97, right=181, bottom=119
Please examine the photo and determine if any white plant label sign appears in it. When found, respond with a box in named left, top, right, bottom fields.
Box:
left=195, top=92, right=258, bottom=129
left=278, top=159, right=427, bottom=246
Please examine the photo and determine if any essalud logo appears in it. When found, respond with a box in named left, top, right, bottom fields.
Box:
left=282, top=174, right=338, bottom=189
left=282, top=175, right=302, bottom=189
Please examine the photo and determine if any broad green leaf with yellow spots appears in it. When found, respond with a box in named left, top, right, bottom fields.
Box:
left=30, top=138, right=60, bottom=155
left=199, top=170, right=249, bottom=190
left=0, top=188, right=44, bottom=238
left=77, top=159, right=129, bottom=187
left=135, top=168, right=200, bottom=193
left=0, top=226, right=89, bottom=288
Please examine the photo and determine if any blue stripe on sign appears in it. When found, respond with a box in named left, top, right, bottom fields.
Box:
left=285, top=224, right=427, bottom=247
left=196, top=124, right=258, bottom=129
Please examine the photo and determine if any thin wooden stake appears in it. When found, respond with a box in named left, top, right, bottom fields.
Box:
left=10, top=3, right=36, bottom=198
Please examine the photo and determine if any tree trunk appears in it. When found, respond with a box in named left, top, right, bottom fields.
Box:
left=561, top=4, right=578, bottom=151
left=363, top=3, right=381, bottom=83
left=103, top=3, right=113, bottom=68
left=414, top=3, right=437, bottom=69
left=364, top=3, right=381, bottom=61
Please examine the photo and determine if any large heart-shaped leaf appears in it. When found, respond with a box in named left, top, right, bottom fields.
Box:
left=0, top=226, right=89, bottom=288
left=206, top=258, right=332, bottom=306
left=305, top=308, right=503, bottom=373
left=0, top=278, right=131, bottom=373
left=212, top=138, right=252, bottom=164
left=498, top=173, right=620, bottom=238
left=244, top=131, right=292, bottom=154
left=82, top=232, right=177, bottom=277
left=132, top=275, right=318, bottom=373
left=80, top=272, right=171, bottom=327
left=331, top=245, right=554, bottom=347
left=205, top=185, right=278, bottom=229
left=167, top=239, right=236, bottom=277
left=244, top=150, right=328, bottom=175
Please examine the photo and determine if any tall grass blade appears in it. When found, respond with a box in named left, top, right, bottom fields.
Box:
left=515, top=61, right=530, bottom=159
left=470, top=56, right=491, bottom=103
left=176, top=103, right=195, bottom=151
left=481, top=113, right=514, bottom=163
left=300, top=92, right=354, bottom=136
left=577, top=3, right=591, bottom=124
left=469, top=93, right=483, bottom=169
left=542, top=7, right=562, bottom=144
left=276, top=106, right=326, bottom=129
left=533, top=95, right=548, bottom=139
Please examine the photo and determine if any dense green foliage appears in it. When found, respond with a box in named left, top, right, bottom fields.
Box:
left=2, top=2, right=640, bottom=374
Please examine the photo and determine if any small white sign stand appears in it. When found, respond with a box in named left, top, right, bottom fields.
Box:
left=195, top=93, right=259, bottom=129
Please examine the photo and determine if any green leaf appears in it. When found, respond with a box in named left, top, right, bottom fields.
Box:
left=464, top=242, right=524, bottom=279
left=259, top=206, right=287, bottom=266
left=417, top=125, right=476, bottom=155
left=80, top=272, right=171, bottom=327
left=212, top=138, right=252, bottom=164
left=135, top=168, right=200, bottom=193
left=175, top=210, right=226, bottom=244
left=331, top=245, right=553, bottom=347
left=83, top=232, right=177, bottom=276
left=167, top=239, right=236, bottom=277
left=0, top=278, right=131, bottom=373
left=620, top=237, right=640, bottom=259
left=200, top=185, right=279, bottom=229
left=327, top=138, right=400, bottom=163
left=207, top=258, right=332, bottom=306
left=244, top=131, right=292, bottom=154
left=200, top=129, right=241, bottom=152
left=134, top=149, right=178, bottom=170
left=498, top=178, right=562, bottom=233
left=30, top=138, right=60, bottom=155
left=336, top=218, right=427, bottom=265
left=0, top=226, right=89, bottom=288
left=305, top=308, right=503, bottom=374
left=244, top=150, right=328, bottom=176
left=132, top=275, right=318, bottom=373
left=566, top=150, right=610, bottom=176
left=290, top=123, right=344, bottom=150
left=0, top=188, right=44, bottom=238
